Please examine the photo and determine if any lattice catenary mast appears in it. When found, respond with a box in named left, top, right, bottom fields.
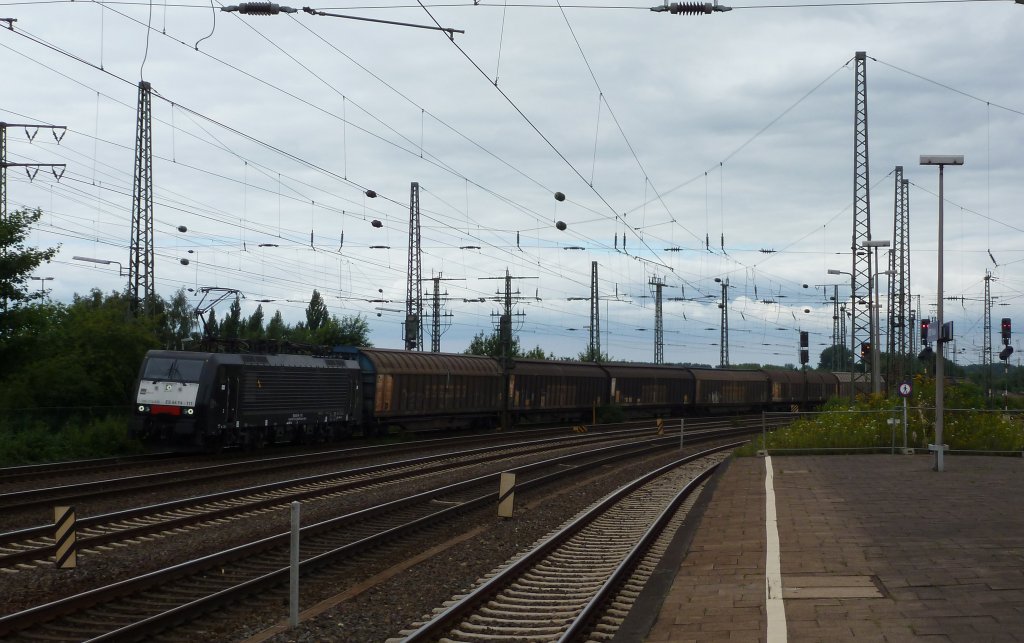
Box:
left=649, top=276, right=664, bottom=364
left=850, top=51, right=873, bottom=394
left=886, top=167, right=911, bottom=386
left=405, top=182, right=423, bottom=350
left=832, top=285, right=840, bottom=353
left=482, top=269, right=536, bottom=430
left=129, top=81, right=155, bottom=317
left=425, top=274, right=459, bottom=353
left=983, top=270, right=993, bottom=396
left=589, top=261, right=600, bottom=361
left=719, top=278, right=730, bottom=367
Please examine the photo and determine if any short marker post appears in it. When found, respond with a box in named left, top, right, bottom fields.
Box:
left=498, top=472, right=516, bottom=518
left=679, top=418, right=685, bottom=449
left=54, top=506, right=76, bottom=569
left=289, top=501, right=300, bottom=628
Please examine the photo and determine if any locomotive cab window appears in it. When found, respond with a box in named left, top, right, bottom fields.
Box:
left=143, top=358, right=204, bottom=382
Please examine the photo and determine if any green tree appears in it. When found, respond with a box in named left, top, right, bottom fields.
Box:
left=305, top=290, right=329, bottom=331
left=266, top=310, right=286, bottom=340
left=220, top=298, right=243, bottom=338
left=465, top=329, right=522, bottom=358
left=576, top=346, right=608, bottom=362
left=524, top=346, right=554, bottom=360
left=204, top=309, right=218, bottom=339
left=161, top=288, right=195, bottom=350
left=317, top=313, right=372, bottom=347
left=245, top=304, right=265, bottom=339
left=0, top=290, right=157, bottom=413
left=818, top=345, right=853, bottom=371
left=0, top=207, right=59, bottom=339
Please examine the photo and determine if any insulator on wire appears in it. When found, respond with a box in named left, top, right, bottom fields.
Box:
left=651, top=0, right=730, bottom=13
left=670, top=2, right=711, bottom=14
left=222, top=2, right=298, bottom=14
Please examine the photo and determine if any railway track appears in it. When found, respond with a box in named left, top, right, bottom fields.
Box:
left=0, top=423, right=669, bottom=514
left=0, top=427, right=667, bottom=571
left=0, top=414, right=766, bottom=494
left=0, top=416, right=784, bottom=574
left=0, top=433, right=741, bottom=641
left=0, top=452, right=182, bottom=485
left=395, top=446, right=729, bottom=642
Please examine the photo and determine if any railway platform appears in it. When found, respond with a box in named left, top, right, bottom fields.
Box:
left=622, top=453, right=1024, bottom=642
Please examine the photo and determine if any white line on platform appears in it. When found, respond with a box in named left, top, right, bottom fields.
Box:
left=765, top=455, right=788, bottom=643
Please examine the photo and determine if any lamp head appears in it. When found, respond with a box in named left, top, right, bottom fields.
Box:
left=919, top=155, right=964, bottom=166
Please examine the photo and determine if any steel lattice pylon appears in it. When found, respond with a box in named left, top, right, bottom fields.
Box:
left=887, top=168, right=911, bottom=386
left=649, top=276, right=664, bottom=364
left=832, top=285, right=840, bottom=354
left=431, top=275, right=442, bottom=353
left=850, top=51, right=873, bottom=395
left=719, top=278, right=730, bottom=367
left=589, top=261, right=600, bottom=360
left=1, top=124, right=6, bottom=223
left=425, top=273, right=459, bottom=353
left=129, top=81, right=155, bottom=317
left=983, top=271, right=992, bottom=396
left=405, top=182, right=423, bottom=350
left=909, top=308, right=918, bottom=361
left=840, top=303, right=848, bottom=368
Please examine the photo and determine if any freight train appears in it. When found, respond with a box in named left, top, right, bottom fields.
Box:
left=132, top=347, right=857, bottom=450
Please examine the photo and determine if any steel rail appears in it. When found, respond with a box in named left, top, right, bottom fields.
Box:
left=399, top=444, right=737, bottom=641
left=0, top=422, right=688, bottom=512
left=0, top=429, right=653, bottom=568
left=0, top=452, right=180, bottom=483
left=559, top=459, right=720, bottom=641
left=0, top=431, right=746, bottom=639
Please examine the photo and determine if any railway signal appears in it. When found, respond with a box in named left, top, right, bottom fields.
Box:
left=921, top=319, right=930, bottom=344
left=860, top=342, right=872, bottom=360
left=1001, top=318, right=1011, bottom=344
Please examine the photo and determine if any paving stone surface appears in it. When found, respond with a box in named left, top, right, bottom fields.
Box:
left=638, top=454, right=1024, bottom=642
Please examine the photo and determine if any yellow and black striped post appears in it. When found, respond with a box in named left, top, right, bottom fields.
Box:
left=656, top=417, right=665, bottom=435
left=497, top=472, right=516, bottom=518
left=53, top=505, right=77, bottom=569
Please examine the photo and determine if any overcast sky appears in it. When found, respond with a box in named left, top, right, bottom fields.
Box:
left=2, top=0, right=1022, bottom=366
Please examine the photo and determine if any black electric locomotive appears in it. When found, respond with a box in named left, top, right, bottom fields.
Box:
left=133, top=350, right=362, bottom=449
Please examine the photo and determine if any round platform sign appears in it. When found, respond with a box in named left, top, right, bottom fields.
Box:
left=897, top=381, right=913, bottom=398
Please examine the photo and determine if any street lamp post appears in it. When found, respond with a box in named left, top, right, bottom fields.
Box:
left=920, top=154, right=964, bottom=473
left=72, top=255, right=128, bottom=277
left=828, top=268, right=856, bottom=402
left=31, top=276, right=53, bottom=297
left=862, top=239, right=891, bottom=395
left=874, top=268, right=895, bottom=393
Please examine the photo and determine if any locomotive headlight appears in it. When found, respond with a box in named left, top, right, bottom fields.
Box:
left=138, top=405, right=146, bottom=412
left=186, top=408, right=194, bottom=415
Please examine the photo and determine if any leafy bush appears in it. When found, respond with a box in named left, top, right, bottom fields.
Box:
left=0, top=414, right=140, bottom=466
left=596, top=403, right=625, bottom=424
left=739, top=377, right=1024, bottom=456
